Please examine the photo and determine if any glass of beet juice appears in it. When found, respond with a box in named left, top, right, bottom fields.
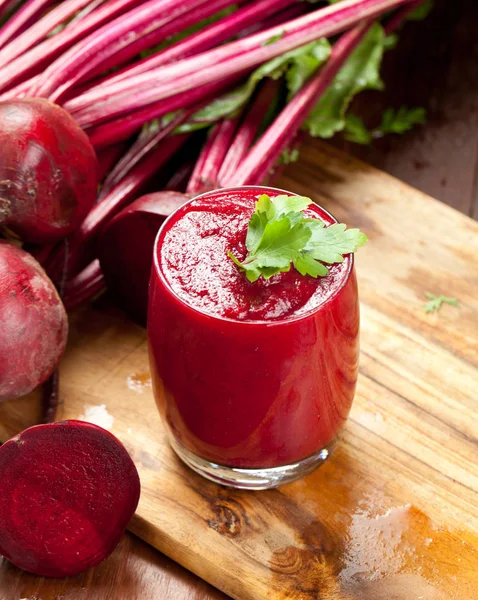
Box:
left=148, top=186, right=360, bottom=489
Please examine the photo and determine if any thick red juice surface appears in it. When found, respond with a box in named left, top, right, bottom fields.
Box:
left=160, top=192, right=348, bottom=321
left=149, top=187, right=360, bottom=468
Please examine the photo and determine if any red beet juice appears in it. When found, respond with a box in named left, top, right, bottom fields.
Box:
left=148, top=186, right=360, bottom=488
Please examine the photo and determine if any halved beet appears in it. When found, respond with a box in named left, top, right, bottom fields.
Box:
left=0, top=241, right=68, bottom=402
left=0, top=420, right=140, bottom=577
left=0, top=98, right=97, bottom=244
left=98, top=191, right=189, bottom=324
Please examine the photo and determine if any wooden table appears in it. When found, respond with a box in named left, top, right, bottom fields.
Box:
left=1, top=1, right=477, bottom=598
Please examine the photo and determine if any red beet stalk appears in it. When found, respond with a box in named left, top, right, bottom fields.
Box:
left=96, top=142, right=128, bottom=184
left=86, top=73, right=244, bottom=149
left=99, top=109, right=195, bottom=199
left=385, top=0, right=424, bottom=33
left=0, top=0, right=53, bottom=49
left=187, top=118, right=240, bottom=194
left=33, top=0, right=236, bottom=103
left=218, top=80, right=279, bottom=184
left=0, top=0, right=141, bottom=94
left=63, top=259, right=105, bottom=310
left=72, top=0, right=251, bottom=90
left=0, top=0, right=93, bottom=70
left=45, top=134, right=189, bottom=280
left=224, top=22, right=373, bottom=186
left=87, top=0, right=298, bottom=98
left=66, top=0, right=414, bottom=128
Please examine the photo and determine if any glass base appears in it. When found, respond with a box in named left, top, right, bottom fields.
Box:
left=169, top=436, right=335, bottom=490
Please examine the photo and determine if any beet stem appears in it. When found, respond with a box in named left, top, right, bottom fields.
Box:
left=42, top=369, right=60, bottom=424
left=34, top=0, right=235, bottom=103
left=100, top=109, right=194, bottom=198
left=384, top=0, right=423, bottom=33
left=66, top=0, right=415, bottom=127
left=63, top=259, right=105, bottom=310
left=0, top=0, right=94, bottom=71
left=84, top=0, right=298, bottom=99
left=217, top=81, right=279, bottom=185
left=0, top=0, right=140, bottom=94
left=87, top=73, right=243, bottom=148
left=187, top=117, right=239, bottom=194
left=78, top=0, right=243, bottom=88
left=225, top=22, right=373, bottom=186
left=45, top=135, right=189, bottom=279
left=0, top=0, right=54, bottom=49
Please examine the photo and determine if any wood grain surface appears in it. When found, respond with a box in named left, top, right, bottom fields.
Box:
left=1, top=141, right=477, bottom=600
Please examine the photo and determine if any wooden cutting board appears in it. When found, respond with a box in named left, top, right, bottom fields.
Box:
left=1, top=140, right=477, bottom=600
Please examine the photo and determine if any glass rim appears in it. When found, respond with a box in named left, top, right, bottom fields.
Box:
left=152, top=185, right=355, bottom=327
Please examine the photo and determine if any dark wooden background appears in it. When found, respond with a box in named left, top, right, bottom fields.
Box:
left=344, top=0, right=478, bottom=219
left=1, top=1, right=477, bottom=599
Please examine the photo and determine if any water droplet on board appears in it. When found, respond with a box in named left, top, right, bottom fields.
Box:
left=339, top=499, right=413, bottom=583
left=127, top=372, right=152, bottom=394
left=78, top=404, right=114, bottom=430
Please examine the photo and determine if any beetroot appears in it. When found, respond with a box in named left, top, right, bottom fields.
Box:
left=0, top=241, right=67, bottom=402
left=98, top=191, right=188, bottom=324
left=0, top=98, right=97, bottom=244
left=0, top=420, right=141, bottom=577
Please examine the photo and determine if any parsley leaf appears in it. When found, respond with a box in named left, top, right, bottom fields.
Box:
left=424, top=293, right=459, bottom=314
left=228, top=194, right=367, bottom=282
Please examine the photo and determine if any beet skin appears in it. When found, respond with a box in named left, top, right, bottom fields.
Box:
left=0, top=98, right=97, bottom=244
left=0, top=420, right=141, bottom=577
left=0, top=241, right=68, bottom=402
left=98, top=191, right=188, bottom=324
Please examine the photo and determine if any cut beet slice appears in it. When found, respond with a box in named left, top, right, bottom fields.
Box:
left=98, top=191, right=189, bottom=324
left=0, top=420, right=140, bottom=578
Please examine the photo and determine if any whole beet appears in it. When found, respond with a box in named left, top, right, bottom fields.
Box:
left=0, top=420, right=141, bottom=577
left=0, top=241, right=67, bottom=402
left=0, top=98, right=97, bottom=244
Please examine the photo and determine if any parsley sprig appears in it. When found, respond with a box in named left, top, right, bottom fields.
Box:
left=228, top=194, right=367, bottom=282
left=424, top=293, right=459, bottom=314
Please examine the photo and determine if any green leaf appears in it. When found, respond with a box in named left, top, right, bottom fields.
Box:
left=294, top=253, right=329, bottom=277
left=342, top=106, right=426, bottom=145
left=377, top=106, right=426, bottom=136
left=270, top=195, right=313, bottom=216
left=228, top=194, right=368, bottom=282
left=285, top=40, right=331, bottom=98
left=263, top=32, right=285, bottom=46
left=245, top=211, right=269, bottom=253
left=253, top=218, right=311, bottom=268
left=305, top=222, right=368, bottom=263
left=343, top=114, right=372, bottom=145
left=383, top=33, right=399, bottom=51
left=180, top=39, right=331, bottom=130
left=424, top=292, right=459, bottom=314
left=279, top=147, right=300, bottom=164
left=304, top=23, right=386, bottom=139
left=407, top=0, right=433, bottom=21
